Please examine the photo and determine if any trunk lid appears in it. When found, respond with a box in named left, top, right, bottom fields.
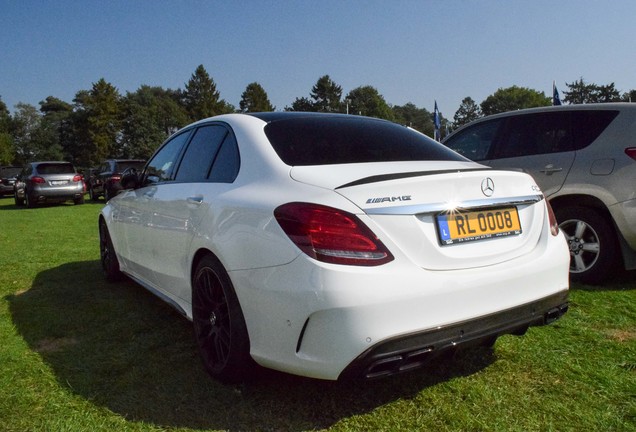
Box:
left=291, top=163, right=547, bottom=270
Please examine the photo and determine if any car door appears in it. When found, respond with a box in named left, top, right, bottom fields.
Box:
left=486, top=112, right=576, bottom=197
left=147, top=123, right=240, bottom=302
left=112, top=129, right=192, bottom=285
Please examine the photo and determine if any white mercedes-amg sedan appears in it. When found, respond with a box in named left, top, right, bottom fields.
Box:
left=99, top=112, right=569, bottom=383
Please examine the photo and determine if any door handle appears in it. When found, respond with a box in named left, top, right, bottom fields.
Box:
left=187, top=196, right=203, bottom=205
left=539, top=164, right=562, bottom=175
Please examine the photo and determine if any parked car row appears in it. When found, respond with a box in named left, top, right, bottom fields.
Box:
left=443, top=103, right=636, bottom=285
left=6, top=159, right=147, bottom=208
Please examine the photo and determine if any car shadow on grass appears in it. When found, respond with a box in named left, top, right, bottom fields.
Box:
left=8, top=260, right=496, bottom=431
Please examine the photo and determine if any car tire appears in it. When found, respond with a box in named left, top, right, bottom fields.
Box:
left=74, top=195, right=85, bottom=205
left=99, top=220, right=123, bottom=282
left=192, top=254, right=255, bottom=384
left=25, top=191, right=36, bottom=208
left=555, top=206, right=618, bottom=285
left=90, top=187, right=99, bottom=201
left=14, top=191, right=24, bottom=206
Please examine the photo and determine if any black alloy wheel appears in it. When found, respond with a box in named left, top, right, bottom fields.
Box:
left=99, top=220, right=123, bottom=282
left=556, top=206, right=618, bottom=285
left=192, top=255, right=254, bottom=383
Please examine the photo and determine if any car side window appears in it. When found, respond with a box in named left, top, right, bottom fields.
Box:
left=571, top=110, right=619, bottom=150
left=494, top=112, right=572, bottom=159
left=444, top=119, right=502, bottom=161
left=144, top=130, right=192, bottom=185
left=175, top=125, right=228, bottom=182
left=209, top=131, right=240, bottom=183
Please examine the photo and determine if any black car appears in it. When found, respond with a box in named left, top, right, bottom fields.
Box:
left=88, top=159, right=145, bottom=201
left=0, top=166, right=21, bottom=196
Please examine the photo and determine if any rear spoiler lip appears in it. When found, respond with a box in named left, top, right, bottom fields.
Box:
left=335, top=167, right=492, bottom=189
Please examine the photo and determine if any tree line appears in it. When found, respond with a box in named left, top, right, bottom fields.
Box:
left=1, top=65, right=634, bottom=168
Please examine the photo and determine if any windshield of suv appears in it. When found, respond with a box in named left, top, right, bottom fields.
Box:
left=264, top=116, right=466, bottom=166
left=37, top=163, right=75, bottom=174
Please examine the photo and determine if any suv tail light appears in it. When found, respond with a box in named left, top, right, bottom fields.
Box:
left=546, top=200, right=559, bottom=236
left=274, top=202, right=394, bottom=266
left=625, top=147, right=636, bottom=161
left=31, top=176, right=46, bottom=184
left=72, top=175, right=83, bottom=182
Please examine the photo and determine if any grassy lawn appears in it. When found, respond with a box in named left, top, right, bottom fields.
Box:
left=0, top=196, right=634, bottom=431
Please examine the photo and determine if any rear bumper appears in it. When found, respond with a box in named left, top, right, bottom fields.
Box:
left=229, top=228, right=570, bottom=380
left=31, top=185, right=84, bottom=201
left=339, top=290, right=568, bottom=380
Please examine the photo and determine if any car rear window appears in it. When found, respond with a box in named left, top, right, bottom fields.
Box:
left=37, top=163, right=75, bottom=174
left=117, top=161, right=145, bottom=172
left=1, top=167, right=21, bottom=177
left=264, top=116, right=466, bottom=166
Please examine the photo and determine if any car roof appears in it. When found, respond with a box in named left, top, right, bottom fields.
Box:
left=246, top=111, right=391, bottom=124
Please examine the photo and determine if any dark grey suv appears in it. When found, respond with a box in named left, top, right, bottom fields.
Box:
left=14, top=161, right=85, bottom=207
left=444, top=103, right=636, bottom=284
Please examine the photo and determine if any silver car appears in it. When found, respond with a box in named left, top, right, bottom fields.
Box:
left=444, top=103, right=636, bottom=284
left=14, top=161, right=85, bottom=207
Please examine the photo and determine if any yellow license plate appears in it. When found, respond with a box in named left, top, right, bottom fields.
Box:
left=436, top=207, right=522, bottom=245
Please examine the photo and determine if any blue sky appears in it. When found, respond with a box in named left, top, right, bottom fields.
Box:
left=2, top=0, right=635, bottom=119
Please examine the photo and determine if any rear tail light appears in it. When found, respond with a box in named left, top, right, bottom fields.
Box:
left=31, top=176, right=46, bottom=184
left=625, top=147, right=636, bottom=161
left=72, top=175, right=82, bottom=182
left=109, top=175, right=121, bottom=184
left=546, top=200, right=559, bottom=236
left=274, top=202, right=394, bottom=266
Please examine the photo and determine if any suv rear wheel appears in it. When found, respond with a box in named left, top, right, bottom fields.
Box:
left=555, top=206, right=618, bottom=285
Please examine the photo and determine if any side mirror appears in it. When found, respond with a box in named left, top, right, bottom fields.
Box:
left=120, top=168, right=140, bottom=190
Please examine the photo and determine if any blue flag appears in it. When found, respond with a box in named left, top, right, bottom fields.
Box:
left=553, top=82, right=562, bottom=106
left=434, top=101, right=441, bottom=140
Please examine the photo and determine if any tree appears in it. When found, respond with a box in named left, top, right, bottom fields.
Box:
left=69, top=79, right=122, bottom=167
left=480, top=86, right=550, bottom=116
left=121, top=86, right=189, bottom=159
left=310, top=75, right=342, bottom=112
left=239, top=82, right=275, bottom=112
left=562, top=78, right=621, bottom=104
left=0, top=97, right=13, bottom=164
left=285, top=75, right=344, bottom=112
left=11, top=102, right=63, bottom=164
left=453, top=97, right=482, bottom=128
left=622, top=90, right=636, bottom=102
left=182, top=65, right=232, bottom=121
left=345, top=86, right=394, bottom=120
left=392, top=103, right=434, bottom=136
left=39, top=96, right=73, bottom=162
left=286, top=97, right=315, bottom=112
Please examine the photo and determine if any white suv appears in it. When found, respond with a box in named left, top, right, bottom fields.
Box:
left=444, top=103, right=636, bottom=284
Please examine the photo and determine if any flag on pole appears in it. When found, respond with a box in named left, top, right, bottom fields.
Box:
left=433, top=101, right=441, bottom=141
left=553, top=81, right=562, bottom=106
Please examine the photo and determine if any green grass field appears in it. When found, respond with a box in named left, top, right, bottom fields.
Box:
left=0, top=196, right=634, bottom=431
